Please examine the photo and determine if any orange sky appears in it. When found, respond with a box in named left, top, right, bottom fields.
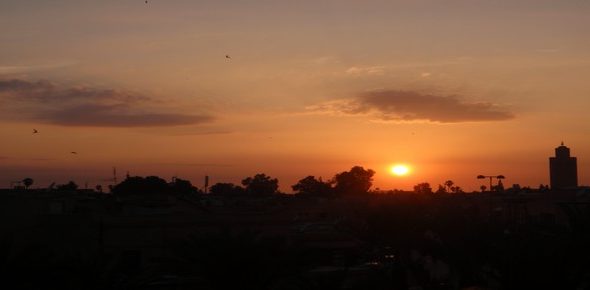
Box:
left=1, top=0, right=589, bottom=191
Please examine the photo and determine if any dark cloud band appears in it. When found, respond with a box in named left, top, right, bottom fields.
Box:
left=0, top=79, right=213, bottom=127
left=311, top=90, right=514, bottom=123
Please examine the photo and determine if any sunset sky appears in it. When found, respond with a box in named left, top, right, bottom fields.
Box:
left=1, top=0, right=589, bottom=191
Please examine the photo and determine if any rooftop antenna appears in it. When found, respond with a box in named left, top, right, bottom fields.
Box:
left=204, top=175, right=209, bottom=194
left=113, top=167, right=117, bottom=184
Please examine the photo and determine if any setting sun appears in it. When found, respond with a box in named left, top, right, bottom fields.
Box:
left=390, top=164, right=411, bottom=176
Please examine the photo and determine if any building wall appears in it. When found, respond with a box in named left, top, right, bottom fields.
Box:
left=549, top=157, right=578, bottom=189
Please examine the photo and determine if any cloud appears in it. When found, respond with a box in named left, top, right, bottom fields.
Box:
left=135, top=126, right=234, bottom=136
left=150, top=162, right=233, bottom=167
left=310, top=56, right=339, bottom=65
left=0, top=79, right=213, bottom=127
left=39, top=104, right=213, bottom=127
left=0, top=156, right=53, bottom=161
left=345, top=66, right=385, bottom=76
left=0, top=79, right=147, bottom=103
left=0, top=62, right=77, bottom=74
left=308, top=90, right=515, bottom=123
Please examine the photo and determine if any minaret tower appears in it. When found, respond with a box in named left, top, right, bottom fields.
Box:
left=549, top=142, right=578, bottom=189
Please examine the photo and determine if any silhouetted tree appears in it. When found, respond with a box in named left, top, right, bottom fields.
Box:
left=451, top=186, right=464, bottom=194
left=22, top=177, right=33, bottom=189
left=292, top=176, right=332, bottom=196
left=444, top=180, right=454, bottom=193
left=209, top=183, right=245, bottom=195
left=242, top=173, right=279, bottom=195
left=333, top=166, right=375, bottom=195
left=112, top=176, right=169, bottom=196
left=492, top=179, right=505, bottom=192
left=170, top=177, right=199, bottom=195
left=56, top=181, right=78, bottom=191
left=95, top=184, right=103, bottom=193
left=435, top=184, right=446, bottom=194
left=413, top=182, right=432, bottom=194
left=480, top=185, right=487, bottom=192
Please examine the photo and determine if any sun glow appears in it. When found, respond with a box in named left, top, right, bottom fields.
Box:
left=390, top=164, right=410, bottom=176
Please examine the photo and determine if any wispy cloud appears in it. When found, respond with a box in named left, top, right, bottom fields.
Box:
left=0, top=62, right=77, bottom=74
left=0, top=156, right=54, bottom=161
left=308, top=90, right=515, bottom=123
left=345, top=66, right=385, bottom=76
left=39, top=104, right=213, bottom=127
left=136, top=126, right=234, bottom=136
left=0, top=79, right=213, bottom=127
left=310, top=56, right=340, bottom=65
left=149, top=162, right=233, bottom=167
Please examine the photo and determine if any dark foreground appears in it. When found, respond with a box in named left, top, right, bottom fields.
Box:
left=1, top=189, right=589, bottom=290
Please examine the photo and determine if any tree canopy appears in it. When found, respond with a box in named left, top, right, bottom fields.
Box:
left=209, top=183, right=245, bottom=195
left=22, top=178, right=34, bottom=189
left=333, top=166, right=375, bottom=195
left=413, top=182, right=433, bottom=194
left=241, top=174, right=279, bottom=195
left=292, top=176, right=332, bottom=196
left=112, top=176, right=169, bottom=196
left=170, top=177, right=200, bottom=195
left=56, top=181, right=78, bottom=191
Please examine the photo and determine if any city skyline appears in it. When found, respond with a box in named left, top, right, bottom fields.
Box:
left=1, top=0, right=590, bottom=191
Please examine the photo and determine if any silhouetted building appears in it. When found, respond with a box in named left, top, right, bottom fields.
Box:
left=549, top=142, right=578, bottom=189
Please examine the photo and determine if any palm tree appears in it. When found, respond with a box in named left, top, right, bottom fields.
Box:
left=22, top=178, right=33, bottom=189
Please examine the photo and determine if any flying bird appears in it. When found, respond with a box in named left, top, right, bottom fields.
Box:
left=70, top=152, right=78, bottom=155
left=225, top=54, right=231, bottom=60
left=32, top=129, right=38, bottom=134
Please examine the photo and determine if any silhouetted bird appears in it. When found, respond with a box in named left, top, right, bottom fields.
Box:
left=225, top=54, right=231, bottom=60
left=32, top=129, right=38, bottom=134
left=145, top=0, right=148, bottom=3
left=70, top=151, right=78, bottom=154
